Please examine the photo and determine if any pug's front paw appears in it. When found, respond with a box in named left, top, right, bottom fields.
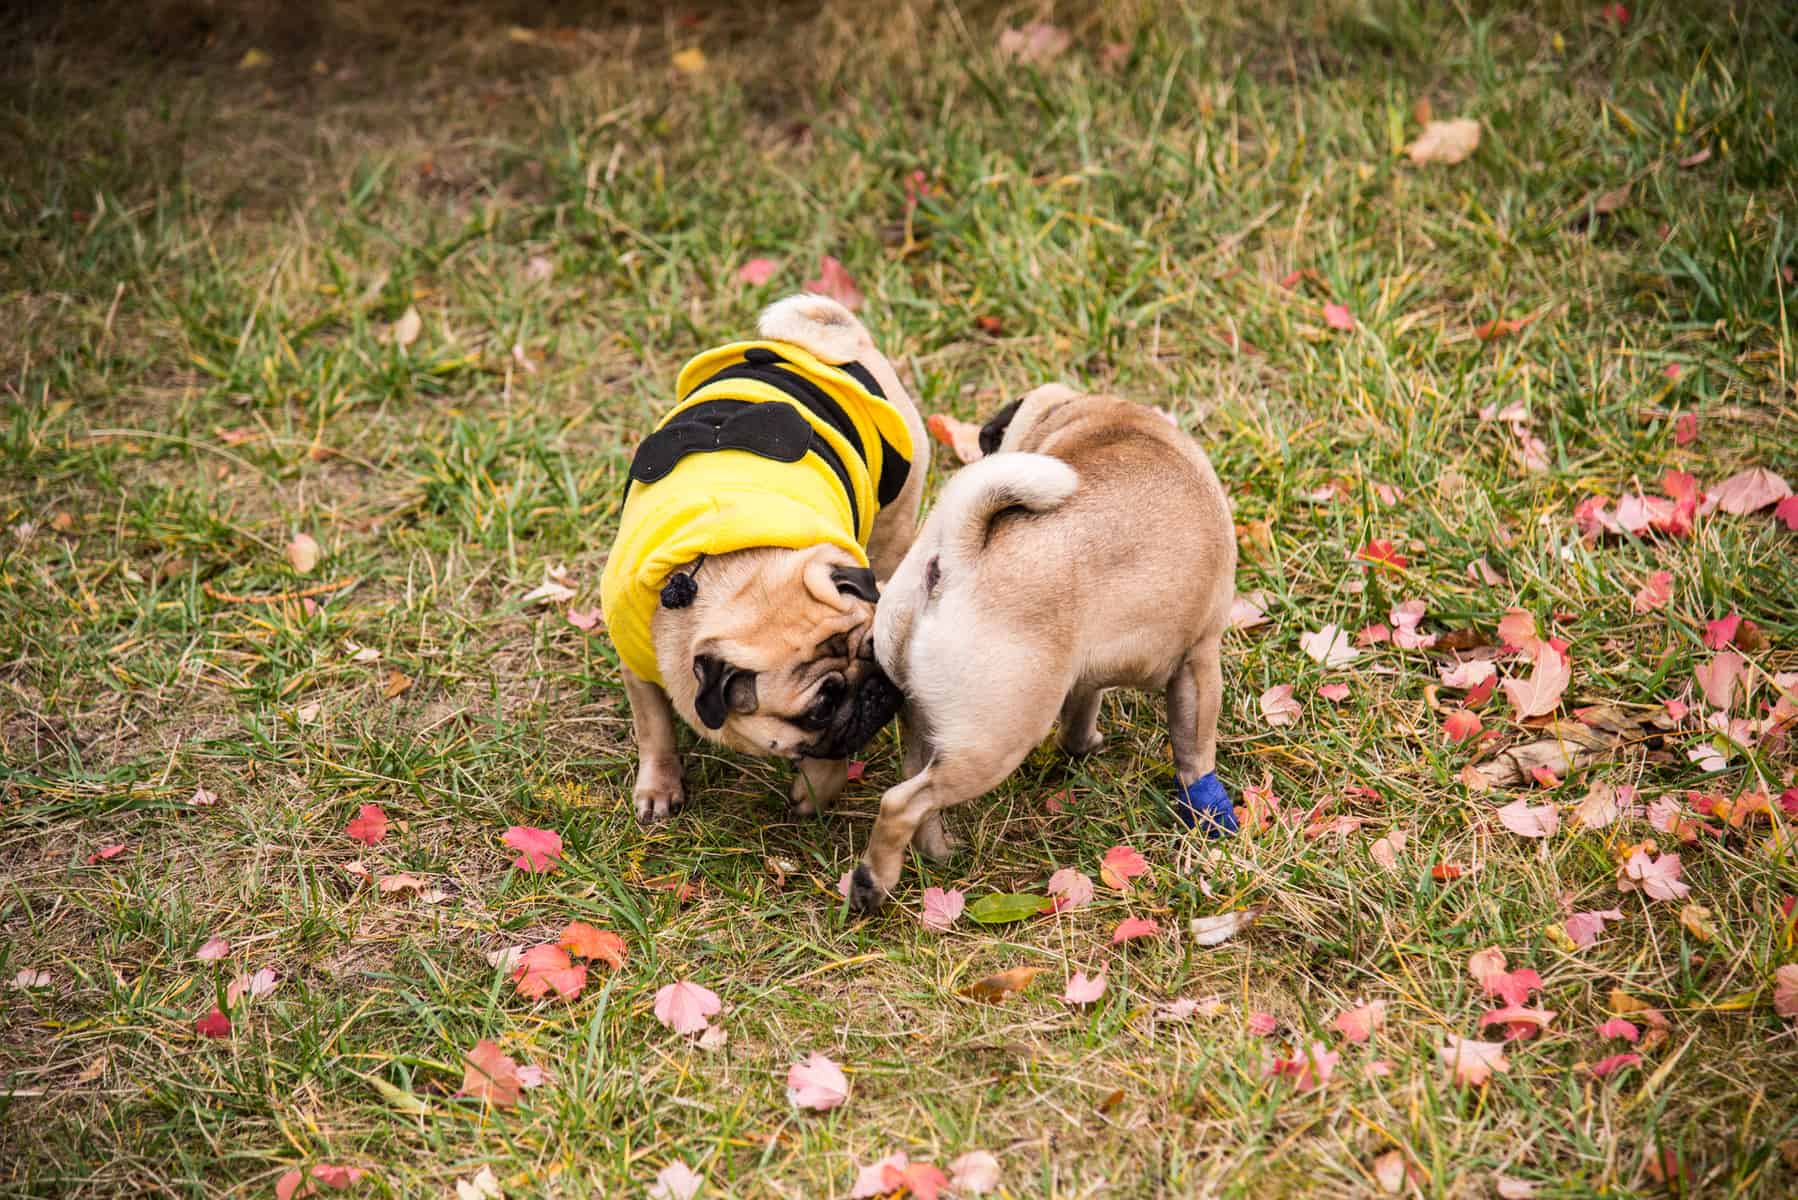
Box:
left=846, top=864, right=889, bottom=915
left=633, top=759, right=686, bottom=822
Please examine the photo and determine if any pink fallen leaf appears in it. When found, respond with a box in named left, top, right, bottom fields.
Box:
left=1229, top=590, right=1271, bottom=631
left=801, top=255, right=863, bottom=311
left=845, top=760, right=866, bottom=782
left=377, top=873, right=427, bottom=895
left=1333, top=999, right=1386, bottom=1044
left=883, top=1162, right=949, bottom=1200
left=1694, top=651, right=1744, bottom=710
left=189, top=784, right=217, bottom=808
left=515, top=1064, right=549, bottom=1088
left=1709, top=467, right=1791, bottom=515
left=1496, top=608, right=1541, bottom=655
left=736, top=257, right=778, bottom=286
left=1598, top=1017, right=1640, bottom=1042
left=1502, top=644, right=1571, bottom=720
left=1370, top=830, right=1407, bottom=871
left=86, top=843, right=126, bottom=865
left=285, top=532, right=322, bottom=575
left=1358, top=622, right=1393, bottom=647
left=1247, top=1011, right=1278, bottom=1036
left=1439, top=1035, right=1509, bottom=1087
left=226, top=967, right=279, bottom=1006
left=1323, top=303, right=1354, bottom=330
left=1298, top=624, right=1359, bottom=667
left=1479, top=1004, right=1557, bottom=1040
left=852, top=1153, right=912, bottom=1199
left=1063, top=971, right=1107, bottom=1005
left=502, top=825, right=563, bottom=873
left=11, top=968, right=51, bottom=989
left=1775, top=964, right=1798, bottom=1018
left=649, top=1161, right=704, bottom=1200
left=1775, top=494, right=1798, bottom=531
left=1443, top=709, right=1483, bottom=743
left=786, top=1051, right=849, bottom=1111
left=1441, top=660, right=1497, bottom=689
left=1588, top=1052, right=1643, bottom=1078
left=1318, top=682, right=1350, bottom=702
left=1483, top=967, right=1543, bottom=1009
left=996, top=21, right=1071, bottom=64
left=1495, top=1177, right=1538, bottom=1199
left=1467, top=948, right=1508, bottom=988
left=1498, top=799, right=1559, bottom=839
left=1046, top=867, right=1095, bottom=911
left=1564, top=908, right=1625, bottom=947
left=196, top=937, right=230, bottom=962
left=276, top=1165, right=368, bottom=1200
left=1098, top=845, right=1148, bottom=890
left=1633, top=570, right=1673, bottom=613
left=926, top=412, right=984, bottom=464
left=1373, top=1150, right=1410, bottom=1194
left=947, top=1150, right=1000, bottom=1196
left=653, top=980, right=721, bottom=1034
left=1617, top=849, right=1690, bottom=901
left=195, top=1008, right=231, bottom=1039
left=1267, top=1040, right=1339, bottom=1092
left=1110, top=916, right=1161, bottom=945
left=919, top=886, right=966, bottom=932
left=1703, top=613, right=1740, bottom=649
left=458, top=1039, right=522, bottom=1107
left=1259, top=684, right=1302, bottom=727
left=566, top=606, right=602, bottom=631
left=512, top=945, right=587, bottom=1000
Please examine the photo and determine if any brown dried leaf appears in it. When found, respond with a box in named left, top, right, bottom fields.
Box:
left=960, top=966, right=1043, bottom=1003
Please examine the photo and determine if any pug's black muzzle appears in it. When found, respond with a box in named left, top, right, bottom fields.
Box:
left=800, top=668, right=904, bottom=759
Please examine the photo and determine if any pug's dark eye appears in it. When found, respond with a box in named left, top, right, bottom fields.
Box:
left=801, top=676, right=847, bottom=730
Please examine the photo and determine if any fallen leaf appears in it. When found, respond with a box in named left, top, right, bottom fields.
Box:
left=1443, top=709, right=1483, bottom=743
left=1598, top=1017, right=1640, bottom=1042
left=1247, top=1011, right=1278, bottom=1036
left=238, top=47, right=271, bottom=70
left=1063, top=971, right=1107, bottom=1005
left=1333, top=1000, right=1386, bottom=1043
left=502, top=825, right=563, bottom=872
left=196, top=937, right=230, bottom=962
left=1479, top=1004, right=1557, bottom=1040
left=345, top=804, right=388, bottom=846
left=1099, top=845, right=1149, bottom=890
left=1046, top=868, right=1095, bottom=911
left=11, top=968, right=51, bottom=989
left=226, top=967, right=278, bottom=1005
left=1502, top=644, right=1571, bottom=720
left=1633, top=570, right=1673, bottom=613
left=1111, top=917, right=1161, bottom=945
left=390, top=305, right=422, bottom=349
left=195, top=1008, right=231, bottom=1039
left=512, top=945, right=587, bottom=1000
left=458, top=1040, right=522, bottom=1108
left=670, top=47, right=707, bottom=75
left=801, top=255, right=863, bottom=311
left=1495, top=1177, right=1537, bottom=1199
left=851, top=1154, right=912, bottom=1199
left=1323, top=303, right=1354, bottom=330
left=997, top=22, right=1071, bottom=64
left=1773, top=964, right=1798, bottom=1018
left=1774, top=494, right=1798, bottom=531
left=654, top=980, right=722, bottom=1033
left=966, top=892, right=1049, bottom=924
left=377, top=873, right=426, bottom=895
left=1617, top=849, right=1690, bottom=901
left=1259, top=684, right=1302, bottom=727
left=925, top=413, right=984, bottom=464
left=1694, top=651, right=1744, bottom=710
left=286, top=533, right=322, bottom=574
left=1474, top=313, right=1536, bottom=341
left=736, top=257, right=778, bottom=286
left=947, top=1150, right=1000, bottom=1196
left=1565, top=908, right=1625, bottom=947
left=521, top=566, right=578, bottom=606
left=1440, top=660, right=1497, bottom=689
left=1439, top=1035, right=1509, bottom=1086
left=1467, top=948, right=1509, bottom=989
left=566, top=606, right=601, bottom=631
left=1679, top=902, right=1716, bottom=941
left=1229, top=590, right=1271, bottom=631
left=1709, top=467, right=1791, bottom=515
left=1407, top=117, right=1481, bottom=164
left=920, top=886, right=966, bottom=932
left=1370, top=830, right=1407, bottom=871
left=1318, top=682, right=1351, bottom=702
left=1588, top=1052, right=1643, bottom=1078
left=883, top=1162, right=949, bottom=1200
left=1299, top=624, right=1359, bottom=667
left=648, top=1162, right=702, bottom=1200
left=1372, top=1150, right=1410, bottom=1194
left=786, top=1052, right=849, bottom=1111
left=961, top=966, right=1042, bottom=1003
left=1267, top=1040, right=1339, bottom=1091
left=381, top=670, right=413, bottom=699
left=559, top=922, right=626, bottom=969
left=1190, top=905, right=1266, bottom=946
left=1498, top=799, right=1560, bottom=839
left=86, top=843, right=126, bottom=865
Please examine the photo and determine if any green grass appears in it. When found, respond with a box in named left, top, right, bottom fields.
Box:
left=3, top=1, right=1797, bottom=1196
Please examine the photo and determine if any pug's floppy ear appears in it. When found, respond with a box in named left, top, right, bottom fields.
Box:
left=978, top=397, right=1024, bottom=457
left=693, top=654, right=757, bottom=729
left=829, top=565, right=879, bottom=603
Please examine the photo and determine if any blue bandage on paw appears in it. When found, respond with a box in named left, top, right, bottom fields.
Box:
left=1174, top=772, right=1237, bottom=837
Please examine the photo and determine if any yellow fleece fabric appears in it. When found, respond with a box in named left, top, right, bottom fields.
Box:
left=600, top=340, right=913, bottom=685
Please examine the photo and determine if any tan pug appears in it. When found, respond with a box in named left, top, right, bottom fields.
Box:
left=599, top=294, right=927, bottom=822
left=848, top=384, right=1236, bottom=911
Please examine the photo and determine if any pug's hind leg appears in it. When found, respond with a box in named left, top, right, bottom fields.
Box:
left=1167, top=632, right=1223, bottom=786
left=788, top=756, right=848, bottom=817
left=623, top=667, right=686, bottom=821
left=1057, top=685, right=1106, bottom=757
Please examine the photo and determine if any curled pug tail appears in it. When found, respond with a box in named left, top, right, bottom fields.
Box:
left=758, top=292, right=873, bottom=364
left=932, top=452, right=1079, bottom=576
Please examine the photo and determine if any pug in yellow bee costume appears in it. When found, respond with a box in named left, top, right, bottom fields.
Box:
left=601, top=294, right=926, bottom=821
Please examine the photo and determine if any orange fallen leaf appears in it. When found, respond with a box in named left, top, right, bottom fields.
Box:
left=960, top=966, right=1042, bottom=1003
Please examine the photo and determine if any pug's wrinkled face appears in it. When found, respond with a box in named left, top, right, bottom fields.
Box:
left=673, top=548, right=903, bottom=760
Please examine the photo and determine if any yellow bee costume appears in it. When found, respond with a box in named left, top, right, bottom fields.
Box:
left=600, top=342, right=914, bottom=686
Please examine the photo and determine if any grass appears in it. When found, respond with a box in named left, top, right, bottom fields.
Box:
left=3, top=0, right=1797, bottom=1195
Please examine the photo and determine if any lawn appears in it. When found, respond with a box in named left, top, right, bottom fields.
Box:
left=3, top=1, right=1797, bottom=1196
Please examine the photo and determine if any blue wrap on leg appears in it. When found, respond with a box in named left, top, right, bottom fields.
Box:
left=1174, top=772, right=1237, bottom=837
